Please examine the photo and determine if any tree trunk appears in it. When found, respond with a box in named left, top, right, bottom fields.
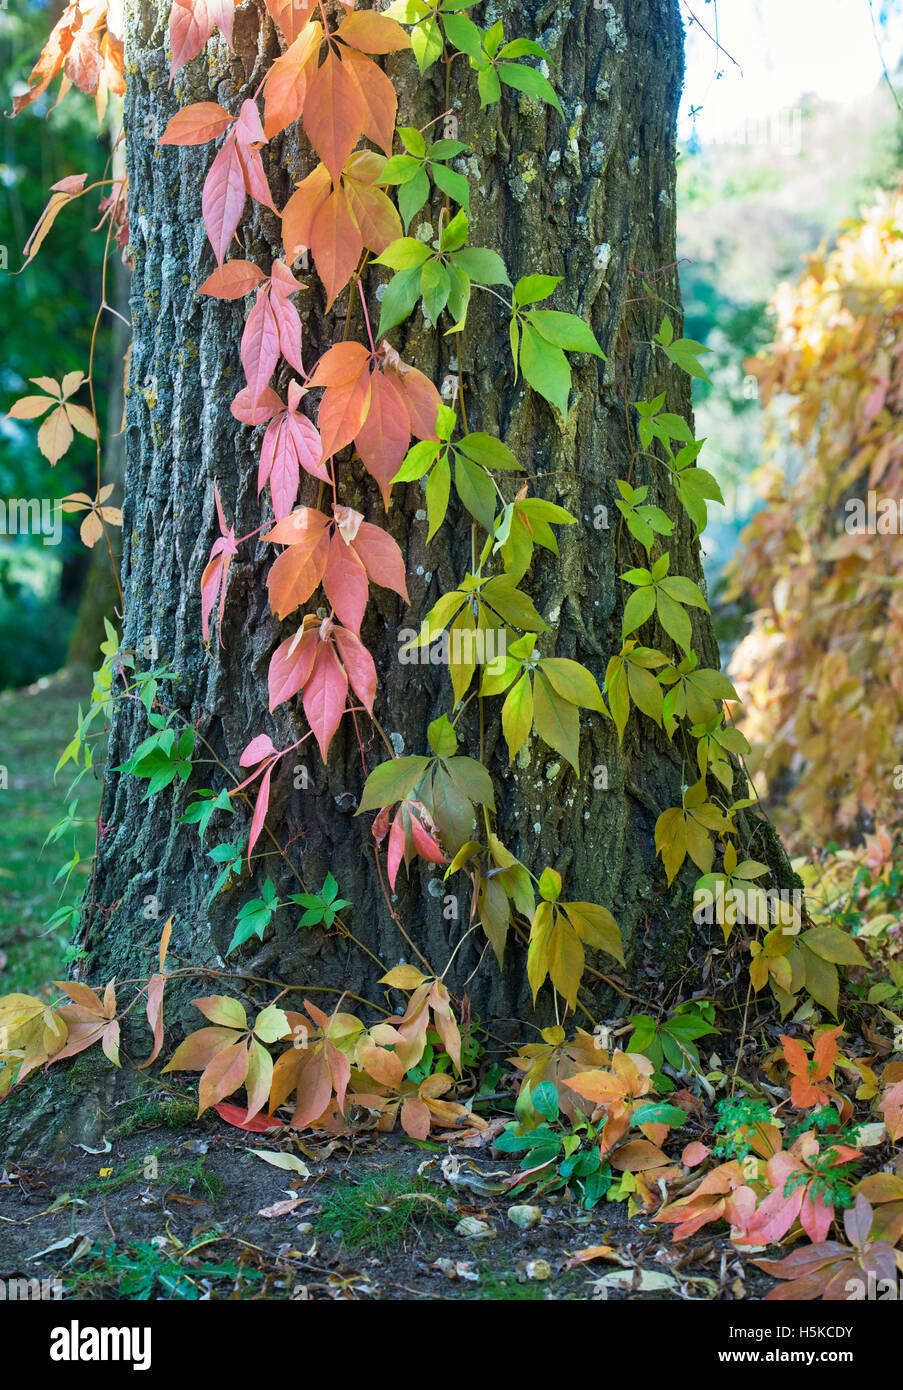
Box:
left=70, top=0, right=793, bottom=1044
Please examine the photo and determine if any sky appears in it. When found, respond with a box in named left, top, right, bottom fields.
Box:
left=678, top=0, right=903, bottom=142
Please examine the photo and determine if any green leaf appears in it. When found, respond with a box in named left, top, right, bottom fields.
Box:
left=625, top=661, right=663, bottom=726
left=497, top=61, right=563, bottom=115
left=377, top=265, right=423, bottom=336
left=454, top=453, right=497, bottom=530
left=538, top=867, right=562, bottom=901
left=457, top=432, right=521, bottom=471
left=451, top=246, right=510, bottom=285
left=657, top=575, right=709, bottom=610
left=398, top=167, right=431, bottom=228
left=621, top=585, right=656, bottom=638
left=357, top=756, right=431, bottom=812
left=519, top=322, right=571, bottom=417
left=397, top=126, right=425, bottom=157
left=425, top=453, right=451, bottom=539
left=477, top=65, right=502, bottom=106
left=482, top=574, right=548, bottom=630
left=393, top=437, right=440, bottom=482
left=440, top=207, right=470, bottom=252
left=410, top=13, right=443, bottom=72
left=532, top=670, right=580, bottom=772
left=441, top=11, right=485, bottom=60
left=531, top=1079, right=560, bottom=1122
left=539, top=657, right=604, bottom=712
left=427, top=139, right=468, bottom=160
left=563, top=901, right=624, bottom=965
left=427, top=714, right=458, bottom=757
left=498, top=38, right=548, bottom=59
left=801, top=926, right=867, bottom=967
left=372, top=236, right=430, bottom=271
left=421, top=259, right=451, bottom=323
left=656, top=590, right=693, bottom=652
left=431, top=160, right=470, bottom=210
left=444, top=755, right=496, bottom=809
left=514, top=273, right=562, bottom=306
left=445, top=261, right=471, bottom=330
left=501, top=672, right=534, bottom=760
left=380, top=153, right=424, bottom=185
left=525, top=309, right=604, bottom=356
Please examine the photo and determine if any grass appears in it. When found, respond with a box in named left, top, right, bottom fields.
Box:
left=66, top=1239, right=263, bottom=1300
left=312, top=1172, right=453, bottom=1254
left=72, top=1148, right=223, bottom=1203
left=0, top=669, right=99, bottom=994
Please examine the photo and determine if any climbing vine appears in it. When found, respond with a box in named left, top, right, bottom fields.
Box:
left=4, top=0, right=902, bottom=1301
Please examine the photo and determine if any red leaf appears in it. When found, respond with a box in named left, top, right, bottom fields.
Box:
left=159, top=101, right=235, bottom=145
left=408, top=806, right=447, bottom=864
left=201, top=486, right=237, bottom=643
left=397, top=364, right=442, bottom=440
left=387, top=807, right=405, bottom=888
left=169, top=0, right=236, bottom=75
left=352, top=520, right=409, bottom=602
left=199, top=259, right=265, bottom=299
left=303, top=48, right=367, bottom=183
left=231, top=385, right=283, bottom=425
left=169, top=0, right=216, bottom=76
left=401, top=1096, right=431, bottom=1140
left=354, top=371, right=411, bottom=506
left=303, top=640, right=348, bottom=759
left=238, top=142, right=278, bottom=214
left=248, top=762, right=274, bottom=860
left=333, top=625, right=377, bottom=712
left=214, top=1101, right=286, bottom=1132
left=286, top=402, right=328, bottom=481
left=202, top=132, right=245, bottom=264
left=138, top=974, right=166, bottom=1069
left=259, top=418, right=298, bottom=520
left=270, top=259, right=304, bottom=297
left=323, top=530, right=369, bottom=633
left=270, top=288, right=305, bottom=375
left=233, top=97, right=266, bottom=147
left=268, top=626, right=319, bottom=710
left=241, top=287, right=281, bottom=404
left=240, top=733, right=277, bottom=766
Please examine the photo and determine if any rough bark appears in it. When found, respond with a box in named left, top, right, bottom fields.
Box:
left=61, top=1, right=797, bottom=1041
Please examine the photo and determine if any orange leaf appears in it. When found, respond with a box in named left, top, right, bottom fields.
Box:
left=198, top=1039, right=250, bottom=1115
left=303, top=49, right=367, bottom=183
left=310, top=184, right=363, bottom=310
left=159, top=101, right=235, bottom=145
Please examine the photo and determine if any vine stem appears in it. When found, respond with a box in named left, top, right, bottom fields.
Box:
left=86, top=187, right=125, bottom=612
